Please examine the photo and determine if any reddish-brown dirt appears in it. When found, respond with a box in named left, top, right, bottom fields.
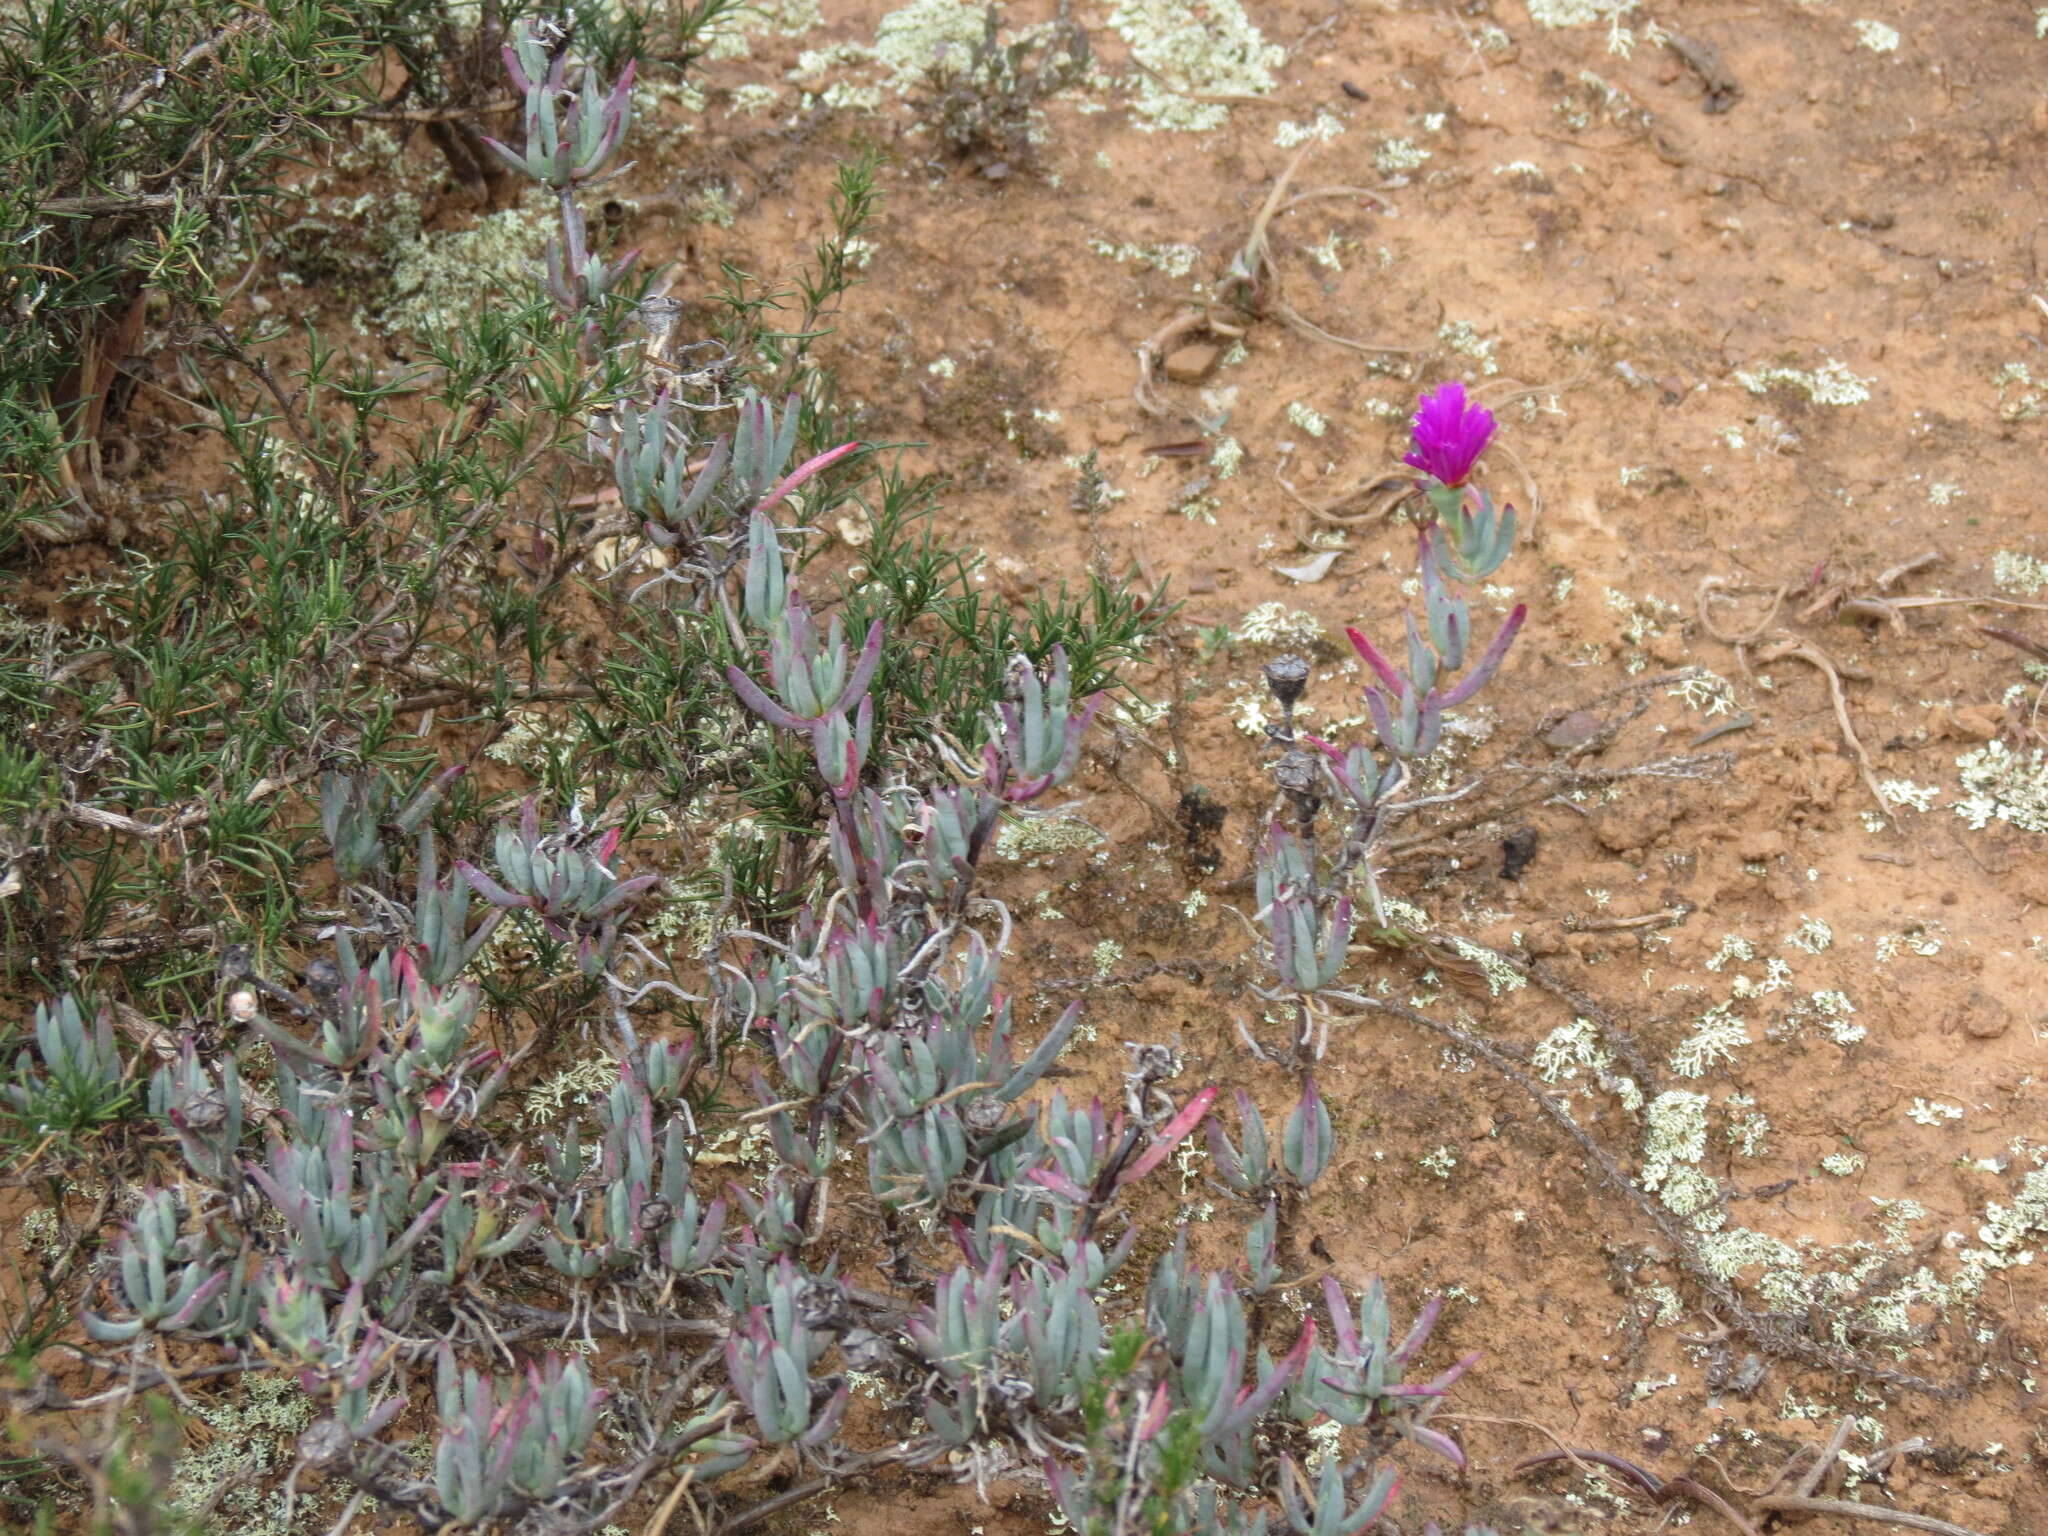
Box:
left=699, top=3, right=2048, bottom=1532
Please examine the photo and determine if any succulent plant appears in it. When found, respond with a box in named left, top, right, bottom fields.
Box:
left=320, top=767, right=462, bottom=886
left=435, top=1347, right=607, bottom=1519
left=149, top=1042, right=244, bottom=1186
left=81, top=1190, right=230, bottom=1342
left=4, top=993, right=130, bottom=1133
left=459, top=801, right=657, bottom=975
left=723, top=1260, right=847, bottom=1448
left=1267, top=886, right=1353, bottom=994
left=1280, top=1077, right=1334, bottom=1189
left=985, top=645, right=1104, bottom=802
left=31, top=26, right=1521, bottom=1534
left=1292, top=1275, right=1476, bottom=1467
left=411, top=826, right=502, bottom=985
left=1278, top=1457, right=1401, bottom=1536
left=482, top=25, right=635, bottom=192
left=1206, top=1091, right=1274, bottom=1199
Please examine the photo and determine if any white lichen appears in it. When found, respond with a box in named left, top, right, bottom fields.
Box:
left=1724, top=1094, right=1771, bottom=1158
left=385, top=198, right=553, bottom=334
left=1302, top=231, right=1346, bottom=271
left=1086, top=236, right=1204, bottom=279
left=1733, top=356, right=1874, bottom=407
left=1641, top=1090, right=1710, bottom=1190
left=1285, top=401, right=1328, bottom=437
left=872, top=0, right=984, bottom=90
left=1670, top=1004, right=1750, bottom=1078
left=996, top=812, right=1107, bottom=860
left=1992, top=550, right=2048, bottom=596
left=1704, top=934, right=1756, bottom=972
left=1526, top=0, right=1636, bottom=27
left=1108, top=0, right=1284, bottom=132
left=1534, top=1017, right=1611, bottom=1082
left=1419, top=1145, right=1459, bottom=1179
left=1906, top=1098, right=1963, bottom=1127
left=1445, top=935, right=1526, bottom=997
left=1234, top=602, right=1325, bottom=647
left=485, top=707, right=587, bottom=769
left=1953, top=742, right=2048, bottom=834
left=1670, top=671, right=1736, bottom=715
left=1275, top=111, right=1346, bottom=147
left=1374, top=137, right=1431, bottom=176
left=1783, top=916, right=1833, bottom=954
left=1879, top=778, right=1940, bottom=812
left=172, top=1373, right=318, bottom=1533
left=1436, top=320, right=1500, bottom=375
left=1693, top=1224, right=1801, bottom=1285
left=526, top=1053, right=620, bottom=1125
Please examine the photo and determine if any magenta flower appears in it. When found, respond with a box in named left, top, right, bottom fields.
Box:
left=1402, top=381, right=1495, bottom=487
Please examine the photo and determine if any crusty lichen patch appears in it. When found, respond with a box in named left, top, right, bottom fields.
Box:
left=1992, top=548, right=2048, bottom=595
left=1953, top=742, right=2048, bottom=834
left=1525, top=0, right=1636, bottom=25
left=385, top=197, right=554, bottom=334
left=1107, top=0, right=1283, bottom=132
left=1733, top=356, right=1874, bottom=406
left=996, top=810, right=1106, bottom=861
left=873, top=0, right=987, bottom=89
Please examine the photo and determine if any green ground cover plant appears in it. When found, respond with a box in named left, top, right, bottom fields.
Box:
left=9, top=4, right=2001, bottom=1535
left=0, top=7, right=1494, bottom=1532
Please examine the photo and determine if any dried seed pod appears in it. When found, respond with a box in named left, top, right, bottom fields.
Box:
left=1274, top=748, right=1318, bottom=798
left=1263, top=654, right=1310, bottom=711
left=964, top=1094, right=1007, bottom=1136
left=296, top=1418, right=353, bottom=1469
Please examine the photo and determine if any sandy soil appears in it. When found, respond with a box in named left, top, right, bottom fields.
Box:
left=720, top=3, right=2048, bottom=1531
